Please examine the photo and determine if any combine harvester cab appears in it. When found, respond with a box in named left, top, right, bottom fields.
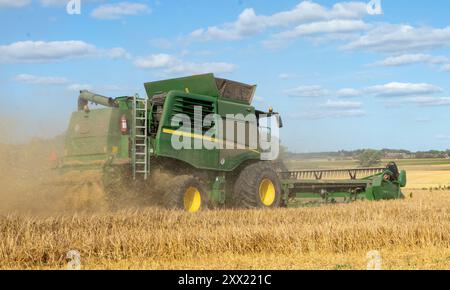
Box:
left=55, top=73, right=407, bottom=211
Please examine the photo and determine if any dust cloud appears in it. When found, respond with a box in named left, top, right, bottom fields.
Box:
left=0, top=126, right=67, bottom=214
left=0, top=114, right=103, bottom=214
left=0, top=115, right=172, bottom=215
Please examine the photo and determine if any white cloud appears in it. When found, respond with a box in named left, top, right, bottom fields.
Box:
left=284, top=85, right=329, bottom=98
left=442, top=64, right=450, bottom=72
left=372, top=54, right=449, bottom=67
left=303, top=99, right=366, bottom=119
left=365, top=82, right=442, bottom=97
left=189, top=8, right=263, bottom=41
left=268, top=19, right=368, bottom=44
left=149, top=38, right=173, bottom=49
left=336, top=88, right=362, bottom=98
left=106, top=47, right=131, bottom=60
left=284, top=82, right=442, bottom=99
left=91, top=2, right=150, bottom=20
left=302, top=109, right=366, bottom=119
left=39, top=0, right=68, bottom=6
left=189, top=1, right=369, bottom=42
left=133, top=53, right=236, bottom=75
left=13, top=74, right=68, bottom=85
left=134, top=53, right=175, bottom=69
left=265, top=1, right=369, bottom=26
left=291, top=99, right=365, bottom=119
left=39, top=0, right=104, bottom=7
left=321, top=99, right=362, bottom=110
left=0, top=41, right=95, bottom=62
left=405, top=96, right=450, bottom=107
left=0, top=0, right=30, bottom=8
left=0, top=40, right=129, bottom=63
left=344, top=23, right=450, bottom=53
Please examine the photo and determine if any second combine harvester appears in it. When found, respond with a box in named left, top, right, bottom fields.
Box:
left=59, top=74, right=406, bottom=212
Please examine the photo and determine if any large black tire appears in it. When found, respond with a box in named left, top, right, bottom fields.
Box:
left=162, top=175, right=209, bottom=212
left=233, top=162, right=282, bottom=209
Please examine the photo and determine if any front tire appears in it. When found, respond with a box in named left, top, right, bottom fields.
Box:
left=233, top=162, right=282, bottom=209
left=162, top=175, right=208, bottom=212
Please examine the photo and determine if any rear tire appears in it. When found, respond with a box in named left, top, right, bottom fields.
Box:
left=233, top=162, right=282, bottom=209
left=162, top=175, right=209, bottom=212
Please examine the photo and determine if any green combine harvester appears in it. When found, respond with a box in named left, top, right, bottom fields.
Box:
left=58, top=73, right=406, bottom=212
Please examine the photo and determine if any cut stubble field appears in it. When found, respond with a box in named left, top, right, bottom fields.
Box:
left=1, top=143, right=449, bottom=270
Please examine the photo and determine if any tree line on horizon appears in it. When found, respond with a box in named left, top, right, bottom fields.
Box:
left=279, top=146, right=450, bottom=167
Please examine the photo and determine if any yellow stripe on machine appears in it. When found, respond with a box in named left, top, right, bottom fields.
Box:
left=162, top=128, right=260, bottom=154
left=163, top=128, right=217, bottom=143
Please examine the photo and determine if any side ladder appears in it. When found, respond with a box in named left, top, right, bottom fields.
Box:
left=132, top=94, right=149, bottom=180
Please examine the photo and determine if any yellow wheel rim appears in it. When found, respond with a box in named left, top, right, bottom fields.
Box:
left=259, top=179, right=276, bottom=206
left=183, top=187, right=202, bottom=213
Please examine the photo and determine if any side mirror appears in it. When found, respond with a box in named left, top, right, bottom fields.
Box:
left=276, top=114, right=283, bottom=128
left=398, top=170, right=407, bottom=187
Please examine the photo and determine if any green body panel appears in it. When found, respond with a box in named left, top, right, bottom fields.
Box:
left=155, top=91, right=220, bottom=170
left=398, top=170, right=407, bottom=187
left=217, top=97, right=255, bottom=115
left=217, top=97, right=260, bottom=171
left=154, top=90, right=260, bottom=171
left=209, top=176, right=227, bottom=206
left=63, top=108, right=130, bottom=171
left=144, top=73, right=220, bottom=99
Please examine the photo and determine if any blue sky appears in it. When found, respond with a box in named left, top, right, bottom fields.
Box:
left=1, top=0, right=450, bottom=152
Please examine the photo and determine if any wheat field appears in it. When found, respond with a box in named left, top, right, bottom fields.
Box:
left=1, top=189, right=449, bottom=270
left=1, top=142, right=450, bottom=270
